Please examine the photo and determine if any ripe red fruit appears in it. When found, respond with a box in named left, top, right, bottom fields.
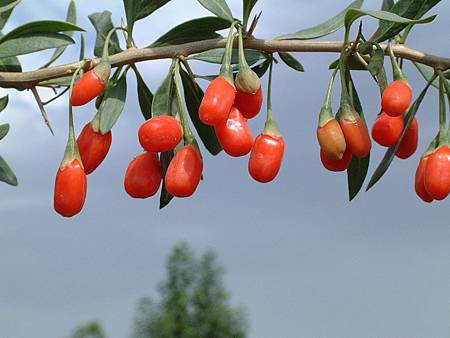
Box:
left=396, top=117, right=418, bottom=159
left=415, top=155, right=433, bottom=203
left=199, top=76, right=236, bottom=126
left=320, top=148, right=353, bottom=172
left=248, top=133, right=285, bottom=183
left=423, top=146, right=450, bottom=201
left=70, top=69, right=108, bottom=106
left=124, top=152, right=162, bottom=199
left=234, top=87, right=263, bottom=119
left=214, top=106, right=254, bottom=157
left=54, top=159, right=87, bottom=217
left=339, top=115, right=372, bottom=158
left=77, top=122, right=112, bottom=175
left=165, top=145, right=203, bottom=197
left=317, top=119, right=346, bottom=160
left=138, top=115, right=182, bottom=152
left=371, top=112, right=404, bottom=147
left=382, top=80, right=413, bottom=117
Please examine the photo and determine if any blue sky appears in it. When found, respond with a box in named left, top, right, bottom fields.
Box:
left=0, top=1, right=449, bottom=338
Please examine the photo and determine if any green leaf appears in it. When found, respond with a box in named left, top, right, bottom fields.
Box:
left=180, top=69, right=222, bottom=155
left=0, top=123, right=9, bottom=140
left=42, top=0, right=77, bottom=68
left=381, top=0, right=395, bottom=11
left=39, top=76, right=73, bottom=87
left=277, top=0, right=363, bottom=40
left=88, top=11, right=121, bottom=57
left=152, top=60, right=177, bottom=117
left=346, top=72, right=370, bottom=201
left=159, top=151, right=174, bottom=209
left=413, top=61, right=439, bottom=89
left=366, top=75, right=435, bottom=191
left=367, top=47, right=384, bottom=77
left=371, top=0, right=441, bottom=42
left=0, top=20, right=83, bottom=43
left=278, top=52, right=304, bottom=72
left=0, top=155, right=17, bottom=186
left=190, top=48, right=267, bottom=65
left=0, top=33, right=75, bottom=58
left=329, top=56, right=368, bottom=71
left=0, top=95, right=8, bottom=112
left=99, top=74, right=128, bottom=134
left=0, top=0, right=21, bottom=13
left=197, top=0, right=234, bottom=22
left=124, top=0, right=171, bottom=34
left=0, top=55, right=21, bottom=72
left=345, top=8, right=436, bottom=33
left=347, top=154, right=370, bottom=201
left=0, top=0, right=22, bottom=30
left=243, top=0, right=258, bottom=29
left=133, top=65, right=153, bottom=120
left=252, top=59, right=271, bottom=77
left=150, top=17, right=229, bottom=47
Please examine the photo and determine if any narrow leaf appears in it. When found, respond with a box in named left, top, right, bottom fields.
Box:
left=180, top=69, right=222, bottom=155
left=0, top=33, right=75, bottom=58
left=367, top=76, right=435, bottom=190
left=381, top=0, right=394, bottom=11
left=159, top=151, right=174, bottom=209
left=197, top=0, right=234, bottom=22
left=42, top=0, right=77, bottom=68
left=367, top=47, right=384, bottom=77
left=133, top=66, right=153, bottom=120
left=252, top=59, right=271, bottom=77
left=190, top=48, right=267, bottom=65
left=345, top=8, right=436, bottom=32
left=277, top=0, right=363, bottom=40
left=88, top=11, right=121, bottom=57
left=0, top=55, right=21, bottom=72
left=243, top=0, right=258, bottom=29
left=0, top=20, right=83, bottom=43
left=278, top=52, right=304, bottom=72
left=152, top=61, right=177, bottom=117
left=0, top=155, right=17, bottom=186
left=371, top=0, right=441, bottom=43
left=346, top=72, right=370, bottom=201
left=99, top=74, right=128, bottom=134
left=0, top=0, right=21, bottom=13
left=150, top=17, right=229, bottom=47
left=0, top=95, right=8, bottom=112
left=413, top=61, right=439, bottom=89
left=0, top=0, right=22, bottom=30
left=0, top=123, right=9, bottom=140
left=124, top=0, right=171, bottom=33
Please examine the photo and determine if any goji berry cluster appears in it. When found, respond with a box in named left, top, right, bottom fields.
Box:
left=53, top=24, right=286, bottom=217
left=317, top=43, right=449, bottom=203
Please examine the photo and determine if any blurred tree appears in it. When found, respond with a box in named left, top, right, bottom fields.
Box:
left=68, top=321, right=106, bottom=338
left=130, top=242, right=248, bottom=338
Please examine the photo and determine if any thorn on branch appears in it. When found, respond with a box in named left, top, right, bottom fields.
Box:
left=31, top=87, right=55, bottom=136
left=246, top=11, right=262, bottom=38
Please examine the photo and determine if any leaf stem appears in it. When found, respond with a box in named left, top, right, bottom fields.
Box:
left=174, top=59, right=194, bottom=145
left=219, top=21, right=239, bottom=83
left=388, top=42, right=406, bottom=82
left=62, top=67, right=83, bottom=166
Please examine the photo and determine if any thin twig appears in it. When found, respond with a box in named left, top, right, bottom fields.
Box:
left=179, top=56, right=201, bottom=93
left=42, top=87, right=69, bottom=106
left=31, top=87, right=55, bottom=135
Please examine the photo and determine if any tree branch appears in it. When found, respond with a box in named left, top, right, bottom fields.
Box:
left=0, top=38, right=448, bottom=89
